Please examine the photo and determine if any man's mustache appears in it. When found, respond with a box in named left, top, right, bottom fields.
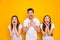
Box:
left=29, top=15, right=33, bottom=16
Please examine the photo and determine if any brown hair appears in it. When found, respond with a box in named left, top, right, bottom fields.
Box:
left=43, top=15, right=53, bottom=36
left=27, top=8, right=34, bottom=13
left=11, top=15, right=20, bottom=31
left=43, top=15, right=51, bottom=31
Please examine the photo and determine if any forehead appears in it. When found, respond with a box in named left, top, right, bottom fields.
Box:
left=44, top=16, right=51, bottom=21
left=28, top=10, right=33, bottom=12
left=45, top=16, right=50, bottom=18
left=46, top=16, right=49, bottom=18
left=12, top=17, right=17, bottom=19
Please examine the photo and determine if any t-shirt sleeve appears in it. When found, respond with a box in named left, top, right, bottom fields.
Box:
left=23, top=19, right=28, bottom=27
left=35, top=19, right=40, bottom=27
left=8, top=24, right=11, bottom=30
left=51, top=23, right=54, bottom=29
left=40, top=24, right=43, bottom=29
left=19, top=24, right=22, bottom=29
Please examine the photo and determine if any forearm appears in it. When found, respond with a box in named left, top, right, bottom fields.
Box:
left=34, top=26, right=40, bottom=32
left=16, top=31, right=20, bottom=36
left=10, top=31, right=14, bottom=37
left=42, top=29, right=47, bottom=36
left=48, top=29, right=53, bottom=36
left=23, top=26, right=30, bottom=32
left=15, top=29, right=21, bottom=36
left=42, top=31, right=47, bottom=36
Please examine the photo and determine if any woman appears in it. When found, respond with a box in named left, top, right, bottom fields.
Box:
left=40, top=15, right=54, bottom=40
left=8, top=15, right=22, bottom=40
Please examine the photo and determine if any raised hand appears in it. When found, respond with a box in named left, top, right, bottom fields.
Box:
left=30, top=19, right=36, bottom=26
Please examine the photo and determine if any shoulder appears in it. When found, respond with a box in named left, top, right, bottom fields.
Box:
left=23, top=18, right=29, bottom=24
left=24, top=18, right=29, bottom=22
left=51, top=23, right=54, bottom=27
left=34, top=17, right=40, bottom=21
left=34, top=17, right=40, bottom=26
left=8, top=24, right=11, bottom=30
left=23, top=18, right=29, bottom=27
left=19, top=24, right=22, bottom=28
left=40, top=24, right=43, bottom=26
left=40, top=24, right=43, bottom=29
left=51, top=23, right=54, bottom=29
left=34, top=17, right=40, bottom=22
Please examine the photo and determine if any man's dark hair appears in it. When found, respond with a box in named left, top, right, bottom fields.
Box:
left=27, top=8, right=34, bottom=13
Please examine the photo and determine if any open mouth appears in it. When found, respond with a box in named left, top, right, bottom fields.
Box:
left=30, top=15, right=32, bottom=16
left=13, top=21, right=16, bottom=23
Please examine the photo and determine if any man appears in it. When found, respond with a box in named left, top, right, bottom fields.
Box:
left=23, top=8, right=40, bottom=40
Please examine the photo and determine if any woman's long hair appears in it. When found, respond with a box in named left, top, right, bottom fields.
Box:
left=43, top=15, right=52, bottom=36
left=11, top=15, right=20, bottom=31
left=43, top=15, right=51, bottom=31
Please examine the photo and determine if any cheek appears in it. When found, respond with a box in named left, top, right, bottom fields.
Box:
left=31, top=14, right=33, bottom=16
left=45, top=19, right=47, bottom=22
left=28, top=14, right=30, bottom=16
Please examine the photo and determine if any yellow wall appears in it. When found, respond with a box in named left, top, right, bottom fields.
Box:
left=0, top=0, right=60, bottom=40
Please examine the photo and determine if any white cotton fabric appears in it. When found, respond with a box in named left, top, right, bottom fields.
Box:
left=40, top=23, right=54, bottom=40
left=23, top=17, right=40, bottom=40
left=8, top=24, right=22, bottom=40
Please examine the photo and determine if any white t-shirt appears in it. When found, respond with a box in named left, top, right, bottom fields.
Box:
left=8, top=24, right=22, bottom=38
left=23, top=17, right=40, bottom=40
left=40, top=23, right=54, bottom=36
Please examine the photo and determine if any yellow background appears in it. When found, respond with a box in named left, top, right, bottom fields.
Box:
left=0, top=0, right=60, bottom=40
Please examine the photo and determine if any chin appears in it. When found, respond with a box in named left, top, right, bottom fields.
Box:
left=30, top=17, right=33, bottom=19
left=46, top=23, right=49, bottom=24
